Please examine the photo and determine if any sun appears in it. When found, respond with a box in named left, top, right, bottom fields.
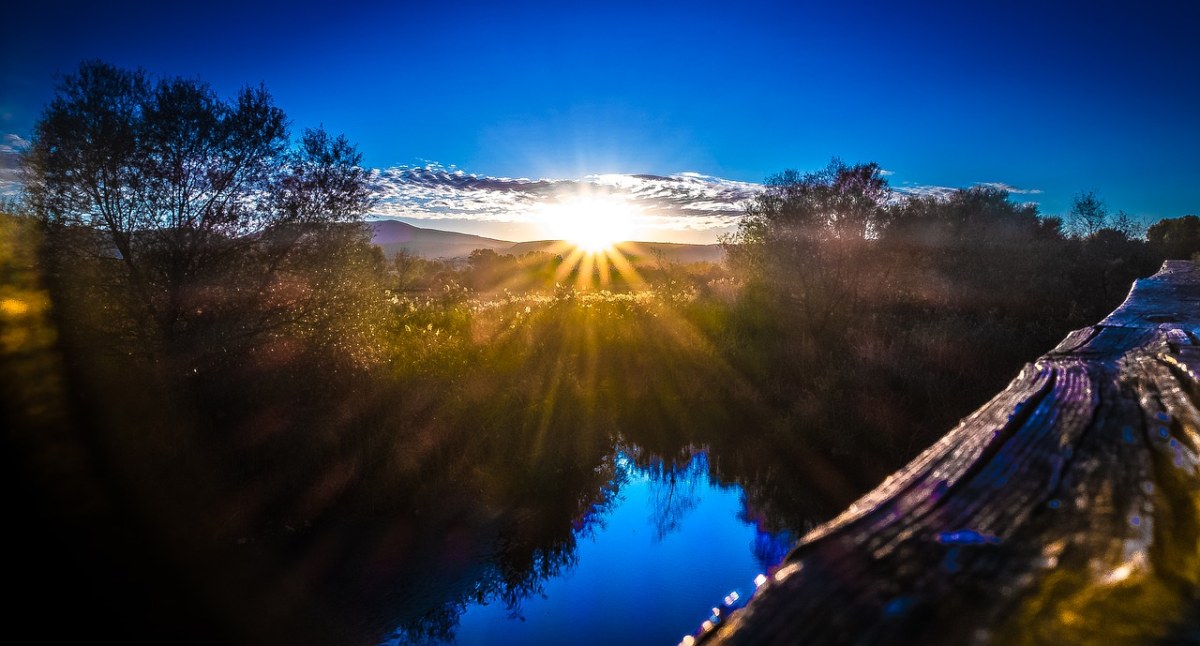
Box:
left=538, top=195, right=639, bottom=252
left=533, top=192, right=647, bottom=288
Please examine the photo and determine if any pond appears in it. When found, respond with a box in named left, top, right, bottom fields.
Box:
left=241, top=425, right=870, bottom=646
left=404, top=451, right=795, bottom=645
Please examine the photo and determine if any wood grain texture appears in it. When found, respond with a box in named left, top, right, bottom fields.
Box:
left=692, top=260, right=1200, bottom=645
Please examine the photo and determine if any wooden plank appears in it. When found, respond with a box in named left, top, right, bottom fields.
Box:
left=691, top=260, right=1200, bottom=645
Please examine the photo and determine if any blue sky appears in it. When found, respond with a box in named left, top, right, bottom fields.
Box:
left=2, top=1, right=1197, bottom=242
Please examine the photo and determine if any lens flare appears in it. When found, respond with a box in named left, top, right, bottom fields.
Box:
left=538, top=194, right=639, bottom=253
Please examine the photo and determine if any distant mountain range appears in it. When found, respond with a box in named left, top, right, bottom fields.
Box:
left=371, top=219, right=724, bottom=265
left=371, top=219, right=511, bottom=259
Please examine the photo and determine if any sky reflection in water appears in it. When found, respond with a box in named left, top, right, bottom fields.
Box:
left=423, top=451, right=791, bottom=645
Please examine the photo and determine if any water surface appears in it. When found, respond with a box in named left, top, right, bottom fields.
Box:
left=386, top=451, right=793, bottom=645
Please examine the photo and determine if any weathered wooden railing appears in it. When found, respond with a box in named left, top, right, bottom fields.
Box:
left=693, top=260, right=1200, bottom=645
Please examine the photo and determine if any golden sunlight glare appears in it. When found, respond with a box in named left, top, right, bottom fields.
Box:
left=539, top=195, right=639, bottom=252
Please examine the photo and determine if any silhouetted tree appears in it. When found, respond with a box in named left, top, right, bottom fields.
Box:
left=1147, top=214, right=1200, bottom=260
left=1038, top=216, right=1066, bottom=239
left=724, top=160, right=890, bottom=339
left=883, top=185, right=1043, bottom=248
left=1068, top=190, right=1108, bottom=238
left=720, top=157, right=892, bottom=386
left=730, top=159, right=889, bottom=247
left=1110, top=210, right=1143, bottom=239
left=24, top=61, right=377, bottom=367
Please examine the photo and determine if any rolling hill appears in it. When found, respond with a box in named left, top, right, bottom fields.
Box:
left=371, top=219, right=724, bottom=265
left=371, top=219, right=512, bottom=259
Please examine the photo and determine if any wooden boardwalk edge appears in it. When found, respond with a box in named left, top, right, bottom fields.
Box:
left=693, top=260, right=1200, bottom=645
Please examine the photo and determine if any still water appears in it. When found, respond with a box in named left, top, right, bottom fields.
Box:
left=384, top=451, right=794, bottom=645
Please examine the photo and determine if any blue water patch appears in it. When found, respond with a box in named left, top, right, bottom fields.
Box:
left=443, top=451, right=787, bottom=645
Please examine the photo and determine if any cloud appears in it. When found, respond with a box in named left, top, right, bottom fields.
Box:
left=371, top=165, right=1049, bottom=237
left=0, top=133, right=29, bottom=154
left=895, top=180, right=1044, bottom=200
left=894, top=184, right=959, bottom=200
left=369, top=164, right=758, bottom=233
left=0, top=133, right=27, bottom=196
left=974, top=181, right=1043, bottom=195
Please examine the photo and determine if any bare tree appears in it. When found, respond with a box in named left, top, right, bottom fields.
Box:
left=1110, top=210, right=1143, bottom=239
left=1068, top=190, right=1108, bottom=238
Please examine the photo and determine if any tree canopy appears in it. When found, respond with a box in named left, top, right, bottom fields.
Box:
left=25, top=61, right=379, bottom=365
left=735, top=159, right=890, bottom=245
left=1147, top=214, right=1200, bottom=260
left=884, top=185, right=1047, bottom=247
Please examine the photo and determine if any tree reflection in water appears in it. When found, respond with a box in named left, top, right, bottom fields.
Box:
left=642, top=452, right=706, bottom=541
left=384, top=448, right=808, bottom=645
